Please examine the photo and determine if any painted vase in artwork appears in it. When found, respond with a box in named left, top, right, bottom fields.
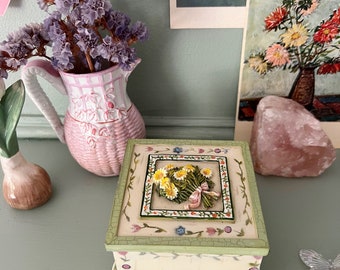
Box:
left=288, top=67, right=316, bottom=109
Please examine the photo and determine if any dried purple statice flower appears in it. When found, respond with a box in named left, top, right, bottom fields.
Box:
left=80, top=0, right=112, bottom=25
left=95, top=36, right=137, bottom=71
left=36, top=0, right=53, bottom=11
left=0, top=0, right=149, bottom=77
left=130, top=21, right=150, bottom=42
left=54, top=0, right=79, bottom=14
left=51, top=40, right=75, bottom=71
left=0, top=23, right=49, bottom=78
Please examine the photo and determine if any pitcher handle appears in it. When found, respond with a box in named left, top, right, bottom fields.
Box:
left=21, top=59, right=67, bottom=143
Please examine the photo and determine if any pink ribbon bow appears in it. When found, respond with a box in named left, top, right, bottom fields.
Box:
left=184, top=182, right=221, bottom=210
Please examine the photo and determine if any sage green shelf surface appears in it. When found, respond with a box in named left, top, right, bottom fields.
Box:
left=0, top=139, right=339, bottom=270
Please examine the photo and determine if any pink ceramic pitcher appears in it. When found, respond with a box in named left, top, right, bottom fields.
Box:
left=21, top=59, right=145, bottom=177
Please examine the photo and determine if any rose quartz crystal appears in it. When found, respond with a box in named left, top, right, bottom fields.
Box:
left=250, top=95, right=336, bottom=177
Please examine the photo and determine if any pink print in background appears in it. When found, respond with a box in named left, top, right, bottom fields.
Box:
left=0, top=0, right=11, bottom=16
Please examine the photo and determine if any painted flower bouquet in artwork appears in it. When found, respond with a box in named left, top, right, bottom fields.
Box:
left=246, top=0, right=340, bottom=107
left=152, top=164, right=221, bottom=210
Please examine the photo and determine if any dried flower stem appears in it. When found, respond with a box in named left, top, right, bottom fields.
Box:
left=85, top=51, right=95, bottom=72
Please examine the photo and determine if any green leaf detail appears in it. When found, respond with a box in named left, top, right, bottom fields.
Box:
left=237, top=228, right=245, bottom=237
left=0, top=107, right=7, bottom=157
left=0, top=80, right=25, bottom=158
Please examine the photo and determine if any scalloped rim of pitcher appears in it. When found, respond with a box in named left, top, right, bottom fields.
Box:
left=58, top=58, right=141, bottom=77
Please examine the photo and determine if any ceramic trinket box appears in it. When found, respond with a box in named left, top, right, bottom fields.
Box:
left=105, top=139, right=269, bottom=270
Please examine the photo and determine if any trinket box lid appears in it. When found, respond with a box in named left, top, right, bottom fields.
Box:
left=105, top=139, right=269, bottom=256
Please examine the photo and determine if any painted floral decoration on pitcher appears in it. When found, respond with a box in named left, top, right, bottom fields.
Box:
left=70, top=86, right=126, bottom=123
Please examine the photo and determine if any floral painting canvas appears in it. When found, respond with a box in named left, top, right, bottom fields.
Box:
left=235, top=0, right=340, bottom=147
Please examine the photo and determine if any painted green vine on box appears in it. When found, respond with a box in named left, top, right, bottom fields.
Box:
left=122, top=152, right=140, bottom=222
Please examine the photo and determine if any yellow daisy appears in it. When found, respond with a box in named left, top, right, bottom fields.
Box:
left=174, top=169, right=187, bottom=180
left=164, top=164, right=174, bottom=170
left=200, top=168, right=212, bottom=178
left=183, top=164, right=195, bottom=172
left=281, top=24, right=308, bottom=47
left=152, top=168, right=167, bottom=183
left=164, top=182, right=178, bottom=200
left=159, top=177, right=170, bottom=190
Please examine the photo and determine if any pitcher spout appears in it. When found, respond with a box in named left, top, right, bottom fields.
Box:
left=123, top=58, right=141, bottom=81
